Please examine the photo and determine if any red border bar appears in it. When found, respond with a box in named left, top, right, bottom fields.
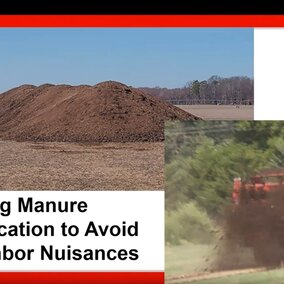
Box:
left=0, top=15, right=283, bottom=27
left=0, top=272, right=164, bottom=284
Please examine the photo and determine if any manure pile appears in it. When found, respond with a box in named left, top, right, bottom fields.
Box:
left=0, top=81, right=199, bottom=142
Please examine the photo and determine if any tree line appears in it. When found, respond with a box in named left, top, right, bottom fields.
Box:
left=140, top=75, right=254, bottom=104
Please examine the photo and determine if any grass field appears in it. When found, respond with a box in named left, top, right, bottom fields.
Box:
left=183, top=268, right=284, bottom=284
left=166, top=242, right=257, bottom=283
left=166, top=243, right=215, bottom=277
left=177, top=105, right=253, bottom=120
left=166, top=243, right=284, bottom=284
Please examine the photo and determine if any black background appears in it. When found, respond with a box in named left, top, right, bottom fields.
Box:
left=0, top=1, right=284, bottom=14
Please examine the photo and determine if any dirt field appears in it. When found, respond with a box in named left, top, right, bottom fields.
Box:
left=0, top=140, right=164, bottom=190
left=176, top=105, right=253, bottom=120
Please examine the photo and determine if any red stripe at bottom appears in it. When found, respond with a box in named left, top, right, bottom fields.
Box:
left=0, top=272, right=164, bottom=284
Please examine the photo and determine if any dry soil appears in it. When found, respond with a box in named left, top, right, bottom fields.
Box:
left=177, top=105, right=253, bottom=120
left=0, top=140, right=164, bottom=190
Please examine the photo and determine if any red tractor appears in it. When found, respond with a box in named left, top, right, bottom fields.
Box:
left=228, top=168, right=284, bottom=265
left=232, top=168, right=284, bottom=206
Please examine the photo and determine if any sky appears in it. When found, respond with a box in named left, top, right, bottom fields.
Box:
left=0, top=28, right=253, bottom=92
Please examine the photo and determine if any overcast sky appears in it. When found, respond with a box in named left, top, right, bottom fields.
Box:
left=0, top=28, right=253, bottom=92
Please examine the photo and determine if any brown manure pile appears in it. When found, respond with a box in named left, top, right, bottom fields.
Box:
left=0, top=81, right=199, bottom=142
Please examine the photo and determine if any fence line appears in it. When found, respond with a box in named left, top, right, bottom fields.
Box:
left=164, top=99, right=254, bottom=105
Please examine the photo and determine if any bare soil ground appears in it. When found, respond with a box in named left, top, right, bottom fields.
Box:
left=0, top=140, right=164, bottom=190
left=176, top=105, right=253, bottom=120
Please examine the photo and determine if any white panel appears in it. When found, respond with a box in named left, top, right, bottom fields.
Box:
left=0, top=191, right=164, bottom=271
left=255, top=29, right=284, bottom=120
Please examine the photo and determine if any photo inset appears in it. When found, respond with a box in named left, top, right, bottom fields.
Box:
left=0, top=28, right=253, bottom=190
left=165, top=121, right=284, bottom=283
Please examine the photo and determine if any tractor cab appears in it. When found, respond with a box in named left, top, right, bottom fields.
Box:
left=232, top=168, right=284, bottom=205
